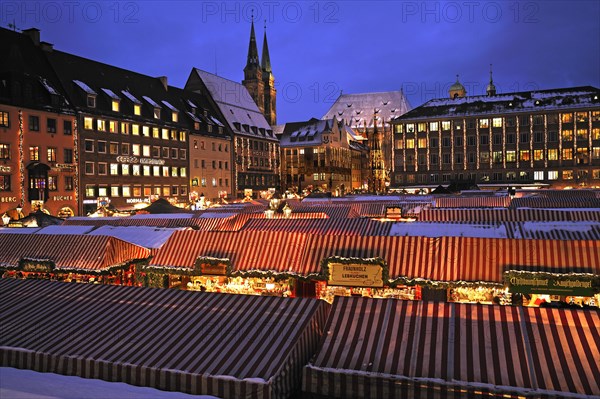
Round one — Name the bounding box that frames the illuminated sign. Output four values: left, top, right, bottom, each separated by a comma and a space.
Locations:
328, 263, 383, 288
0, 196, 17, 203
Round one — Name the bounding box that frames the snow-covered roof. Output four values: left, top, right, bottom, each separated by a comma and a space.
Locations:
186, 111, 201, 123
35, 225, 95, 235
142, 96, 161, 108
161, 100, 179, 112
121, 90, 142, 104
0, 227, 41, 234
129, 213, 195, 219
88, 225, 182, 249
397, 86, 600, 121
388, 222, 509, 238
73, 80, 96, 95
186, 99, 198, 109
193, 69, 273, 136
323, 91, 412, 129
101, 88, 120, 100
39, 77, 58, 95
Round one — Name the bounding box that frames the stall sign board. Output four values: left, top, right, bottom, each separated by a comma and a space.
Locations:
506, 273, 597, 297
199, 263, 228, 276
329, 263, 383, 288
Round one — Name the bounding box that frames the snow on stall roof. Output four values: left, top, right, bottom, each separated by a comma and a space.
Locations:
142, 96, 161, 108
88, 226, 183, 249
0, 367, 218, 399
121, 90, 142, 104
162, 100, 179, 112
129, 213, 194, 219
521, 221, 600, 233
197, 212, 236, 219
389, 222, 508, 238
34, 225, 95, 235
73, 79, 96, 95
0, 227, 41, 234
101, 88, 120, 100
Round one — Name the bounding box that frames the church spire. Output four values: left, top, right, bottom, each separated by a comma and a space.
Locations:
261, 20, 272, 73
486, 64, 497, 96
245, 13, 260, 69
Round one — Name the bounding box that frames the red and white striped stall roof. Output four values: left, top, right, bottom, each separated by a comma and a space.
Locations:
511, 221, 600, 240
150, 230, 312, 275
510, 196, 600, 209
0, 279, 331, 399
240, 218, 391, 236
300, 235, 600, 282
434, 196, 511, 208
303, 297, 600, 398
418, 208, 600, 222
0, 234, 149, 271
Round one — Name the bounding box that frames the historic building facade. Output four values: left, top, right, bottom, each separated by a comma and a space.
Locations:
0, 28, 78, 218
391, 81, 600, 189
322, 91, 411, 192
278, 118, 368, 194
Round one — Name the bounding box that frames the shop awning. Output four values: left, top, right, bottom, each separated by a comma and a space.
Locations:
510, 196, 600, 209
303, 297, 600, 398
434, 196, 511, 208
150, 230, 312, 275
240, 218, 391, 236
0, 278, 331, 399
0, 234, 149, 272
418, 208, 600, 222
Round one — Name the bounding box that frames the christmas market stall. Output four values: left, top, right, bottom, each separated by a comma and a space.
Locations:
145, 230, 313, 296
0, 234, 150, 284
0, 278, 331, 399
302, 296, 600, 399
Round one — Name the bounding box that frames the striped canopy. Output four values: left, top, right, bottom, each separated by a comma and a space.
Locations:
0, 234, 149, 272
434, 196, 511, 208
0, 279, 331, 399
419, 208, 600, 222
303, 297, 600, 398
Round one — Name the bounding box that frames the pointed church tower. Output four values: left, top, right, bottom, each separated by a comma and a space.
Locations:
242, 15, 265, 115
486, 64, 497, 96
261, 22, 277, 125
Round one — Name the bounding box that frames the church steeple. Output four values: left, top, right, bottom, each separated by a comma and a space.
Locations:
486, 64, 497, 96
245, 15, 260, 69
242, 13, 265, 116
261, 21, 272, 73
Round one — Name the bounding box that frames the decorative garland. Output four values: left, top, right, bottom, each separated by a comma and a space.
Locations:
143, 256, 232, 277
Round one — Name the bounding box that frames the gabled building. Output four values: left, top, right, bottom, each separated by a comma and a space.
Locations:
278, 118, 368, 194
186, 69, 280, 198
391, 81, 600, 189
322, 91, 411, 192
0, 27, 78, 218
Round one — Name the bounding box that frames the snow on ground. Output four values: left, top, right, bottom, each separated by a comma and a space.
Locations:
0, 367, 220, 399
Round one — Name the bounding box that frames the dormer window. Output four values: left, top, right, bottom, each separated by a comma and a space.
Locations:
134, 104, 141, 115
172, 112, 178, 122
112, 100, 119, 112
87, 95, 96, 108
194, 122, 200, 130
153, 108, 160, 119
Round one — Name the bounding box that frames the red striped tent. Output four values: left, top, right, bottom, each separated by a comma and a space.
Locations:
149, 230, 312, 275
240, 218, 391, 236
0, 234, 149, 272
418, 208, 600, 222
511, 222, 600, 240
0, 279, 331, 399
303, 297, 600, 398
300, 235, 600, 283
510, 196, 600, 209
434, 196, 511, 208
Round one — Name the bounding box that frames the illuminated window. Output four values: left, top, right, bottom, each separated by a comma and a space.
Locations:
547, 149, 558, 160
212, 178, 217, 187
561, 113, 573, 123
441, 121, 450, 131
179, 131, 186, 142
162, 166, 169, 176
417, 123, 426, 132
134, 104, 141, 116
592, 128, 600, 140
562, 170, 573, 180
171, 167, 178, 177
480, 151, 489, 163
85, 185, 95, 197
172, 112, 178, 122
47, 147, 56, 162
143, 145, 150, 157
153, 166, 160, 176
405, 139, 415, 149
534, 149, 544, 161
121, 122, 129, 134
111, 186, 119, 197
493, 151, 503, 163
418, 138, 427, 148
576, 112, 588, 123
394, 124, 403, 134
0, 111, 9, 127
153, 128, 160, 138
547, 171, 558, 180
562, 148, 573, 160
121, 164, 129, 175
180, 167, 187, 177
592, 111, 600, 122
593, 170, 600, 179
29, 146, 39, 160
406, 123, 415, 133
142, 126, 150, 137
143, 165, 150, 176
492, 118, 502, 128
112, 100, 119, 112
132, 165, 140, 176
110, 164, 118, 175
593, 147, 600, 159
0, 143, 9, 159
519, 150, 530, 161
153, 108, 160, 119
122, 186, 131, 197
479, 119, 489, 128
97, 119, 106, 131
132, 144, 140, 156
109, 121, 117, 133
47, 176, 57, 191
132, 124, 140, 135
576, 129, 588, 140
429, 122, 438, 131
506, 151, 516, 162
561, 130, 573, 141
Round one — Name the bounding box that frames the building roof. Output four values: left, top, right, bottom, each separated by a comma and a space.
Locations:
322, 90, 412, 129
396, 86, 600, 121
278, 117, 363, 148
188, 69, 275, 140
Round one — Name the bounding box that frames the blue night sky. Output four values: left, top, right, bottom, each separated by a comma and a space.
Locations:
2, 1, 599, 123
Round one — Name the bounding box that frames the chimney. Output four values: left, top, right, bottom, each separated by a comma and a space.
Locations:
40, 41, 54, 52
22, 28, 40, 46
158, 76, 168, 91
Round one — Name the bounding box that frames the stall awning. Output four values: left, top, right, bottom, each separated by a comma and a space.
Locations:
434, 196, 511, 208
303, 297, 600, 398
0, 234, 149, 272
419, 208, 600, 222
0, 279, 331, 399
240, 218, 391, 236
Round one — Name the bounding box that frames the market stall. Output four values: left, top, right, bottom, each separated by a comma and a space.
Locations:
0, 278, 331, 399
302, 296, 600, 399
